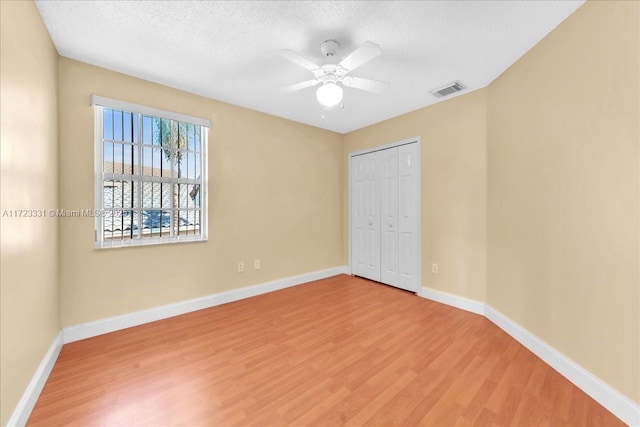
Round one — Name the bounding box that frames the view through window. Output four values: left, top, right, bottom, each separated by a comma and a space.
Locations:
93, 98, 208, 247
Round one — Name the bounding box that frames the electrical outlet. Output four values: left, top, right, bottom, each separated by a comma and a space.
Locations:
238, 262, 244, 273
432, 263, 439, 274
254, 259, 261, 270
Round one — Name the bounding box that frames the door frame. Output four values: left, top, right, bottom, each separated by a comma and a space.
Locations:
347, 136, 422, 293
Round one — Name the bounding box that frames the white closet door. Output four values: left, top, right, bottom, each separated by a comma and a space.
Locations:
351, 152, 381, 282
380, 147, 399, 286
397, 143, 420, 290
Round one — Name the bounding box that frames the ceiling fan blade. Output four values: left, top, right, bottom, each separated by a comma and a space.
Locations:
343, 76, 389, 93
283, 79, 320, 92
338, 41, 383, 72
278, 49, 321, 71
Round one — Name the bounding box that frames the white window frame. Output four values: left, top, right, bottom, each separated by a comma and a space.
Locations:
91, 95, 209, 248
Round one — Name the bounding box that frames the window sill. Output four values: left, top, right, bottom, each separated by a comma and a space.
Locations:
95, 236, 208, 250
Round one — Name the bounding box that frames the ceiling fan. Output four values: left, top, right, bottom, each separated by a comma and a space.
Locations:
279, 40, 389, 108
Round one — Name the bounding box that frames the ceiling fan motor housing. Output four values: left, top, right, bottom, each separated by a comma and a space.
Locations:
314, 64, 348, 81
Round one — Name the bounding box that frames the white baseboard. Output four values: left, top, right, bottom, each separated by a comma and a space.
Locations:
418, 286, 639, 426
484, 306, 640, 427
7, 330, 63, 427
418, 286, 485, 315
63, 266, 348, 343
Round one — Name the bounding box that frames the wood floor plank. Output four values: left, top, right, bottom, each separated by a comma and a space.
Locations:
27, 275, 626, 426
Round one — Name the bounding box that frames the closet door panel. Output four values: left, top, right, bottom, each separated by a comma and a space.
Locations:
351, 152, 381, 282
398, 143, 419, 290
380, 147, 399, 286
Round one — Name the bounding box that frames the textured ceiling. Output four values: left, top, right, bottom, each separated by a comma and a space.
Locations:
35, 1, 584, 134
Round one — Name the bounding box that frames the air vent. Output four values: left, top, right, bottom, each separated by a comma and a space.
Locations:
430, 81, 464, 98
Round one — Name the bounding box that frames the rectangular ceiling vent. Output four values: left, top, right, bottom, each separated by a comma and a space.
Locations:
430, 81, 465, 98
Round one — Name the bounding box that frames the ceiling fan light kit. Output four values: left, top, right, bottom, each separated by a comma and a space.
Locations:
316, 82, 343, 107
280, 39, 389, 109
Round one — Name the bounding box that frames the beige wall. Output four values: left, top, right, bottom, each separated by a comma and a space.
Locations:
0, 1, 60, 425
487, 0, 639, 403
58, 59, 344, 326
343, 90, 488, 302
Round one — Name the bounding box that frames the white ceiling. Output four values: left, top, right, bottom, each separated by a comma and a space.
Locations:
35, 1, 584, 134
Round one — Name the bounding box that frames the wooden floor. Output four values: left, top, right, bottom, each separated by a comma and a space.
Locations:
29, 275, 624, 426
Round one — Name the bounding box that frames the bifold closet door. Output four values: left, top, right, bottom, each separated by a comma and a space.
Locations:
350, 142, 419, 292
351, 151, 382, 282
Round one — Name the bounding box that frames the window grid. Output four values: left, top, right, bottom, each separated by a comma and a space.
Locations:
95, 104, 207, 248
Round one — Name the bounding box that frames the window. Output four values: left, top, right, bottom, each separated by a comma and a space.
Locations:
92, 96, 209, 248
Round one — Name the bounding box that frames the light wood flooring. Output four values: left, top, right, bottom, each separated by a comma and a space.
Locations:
28, 275, 625, 426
